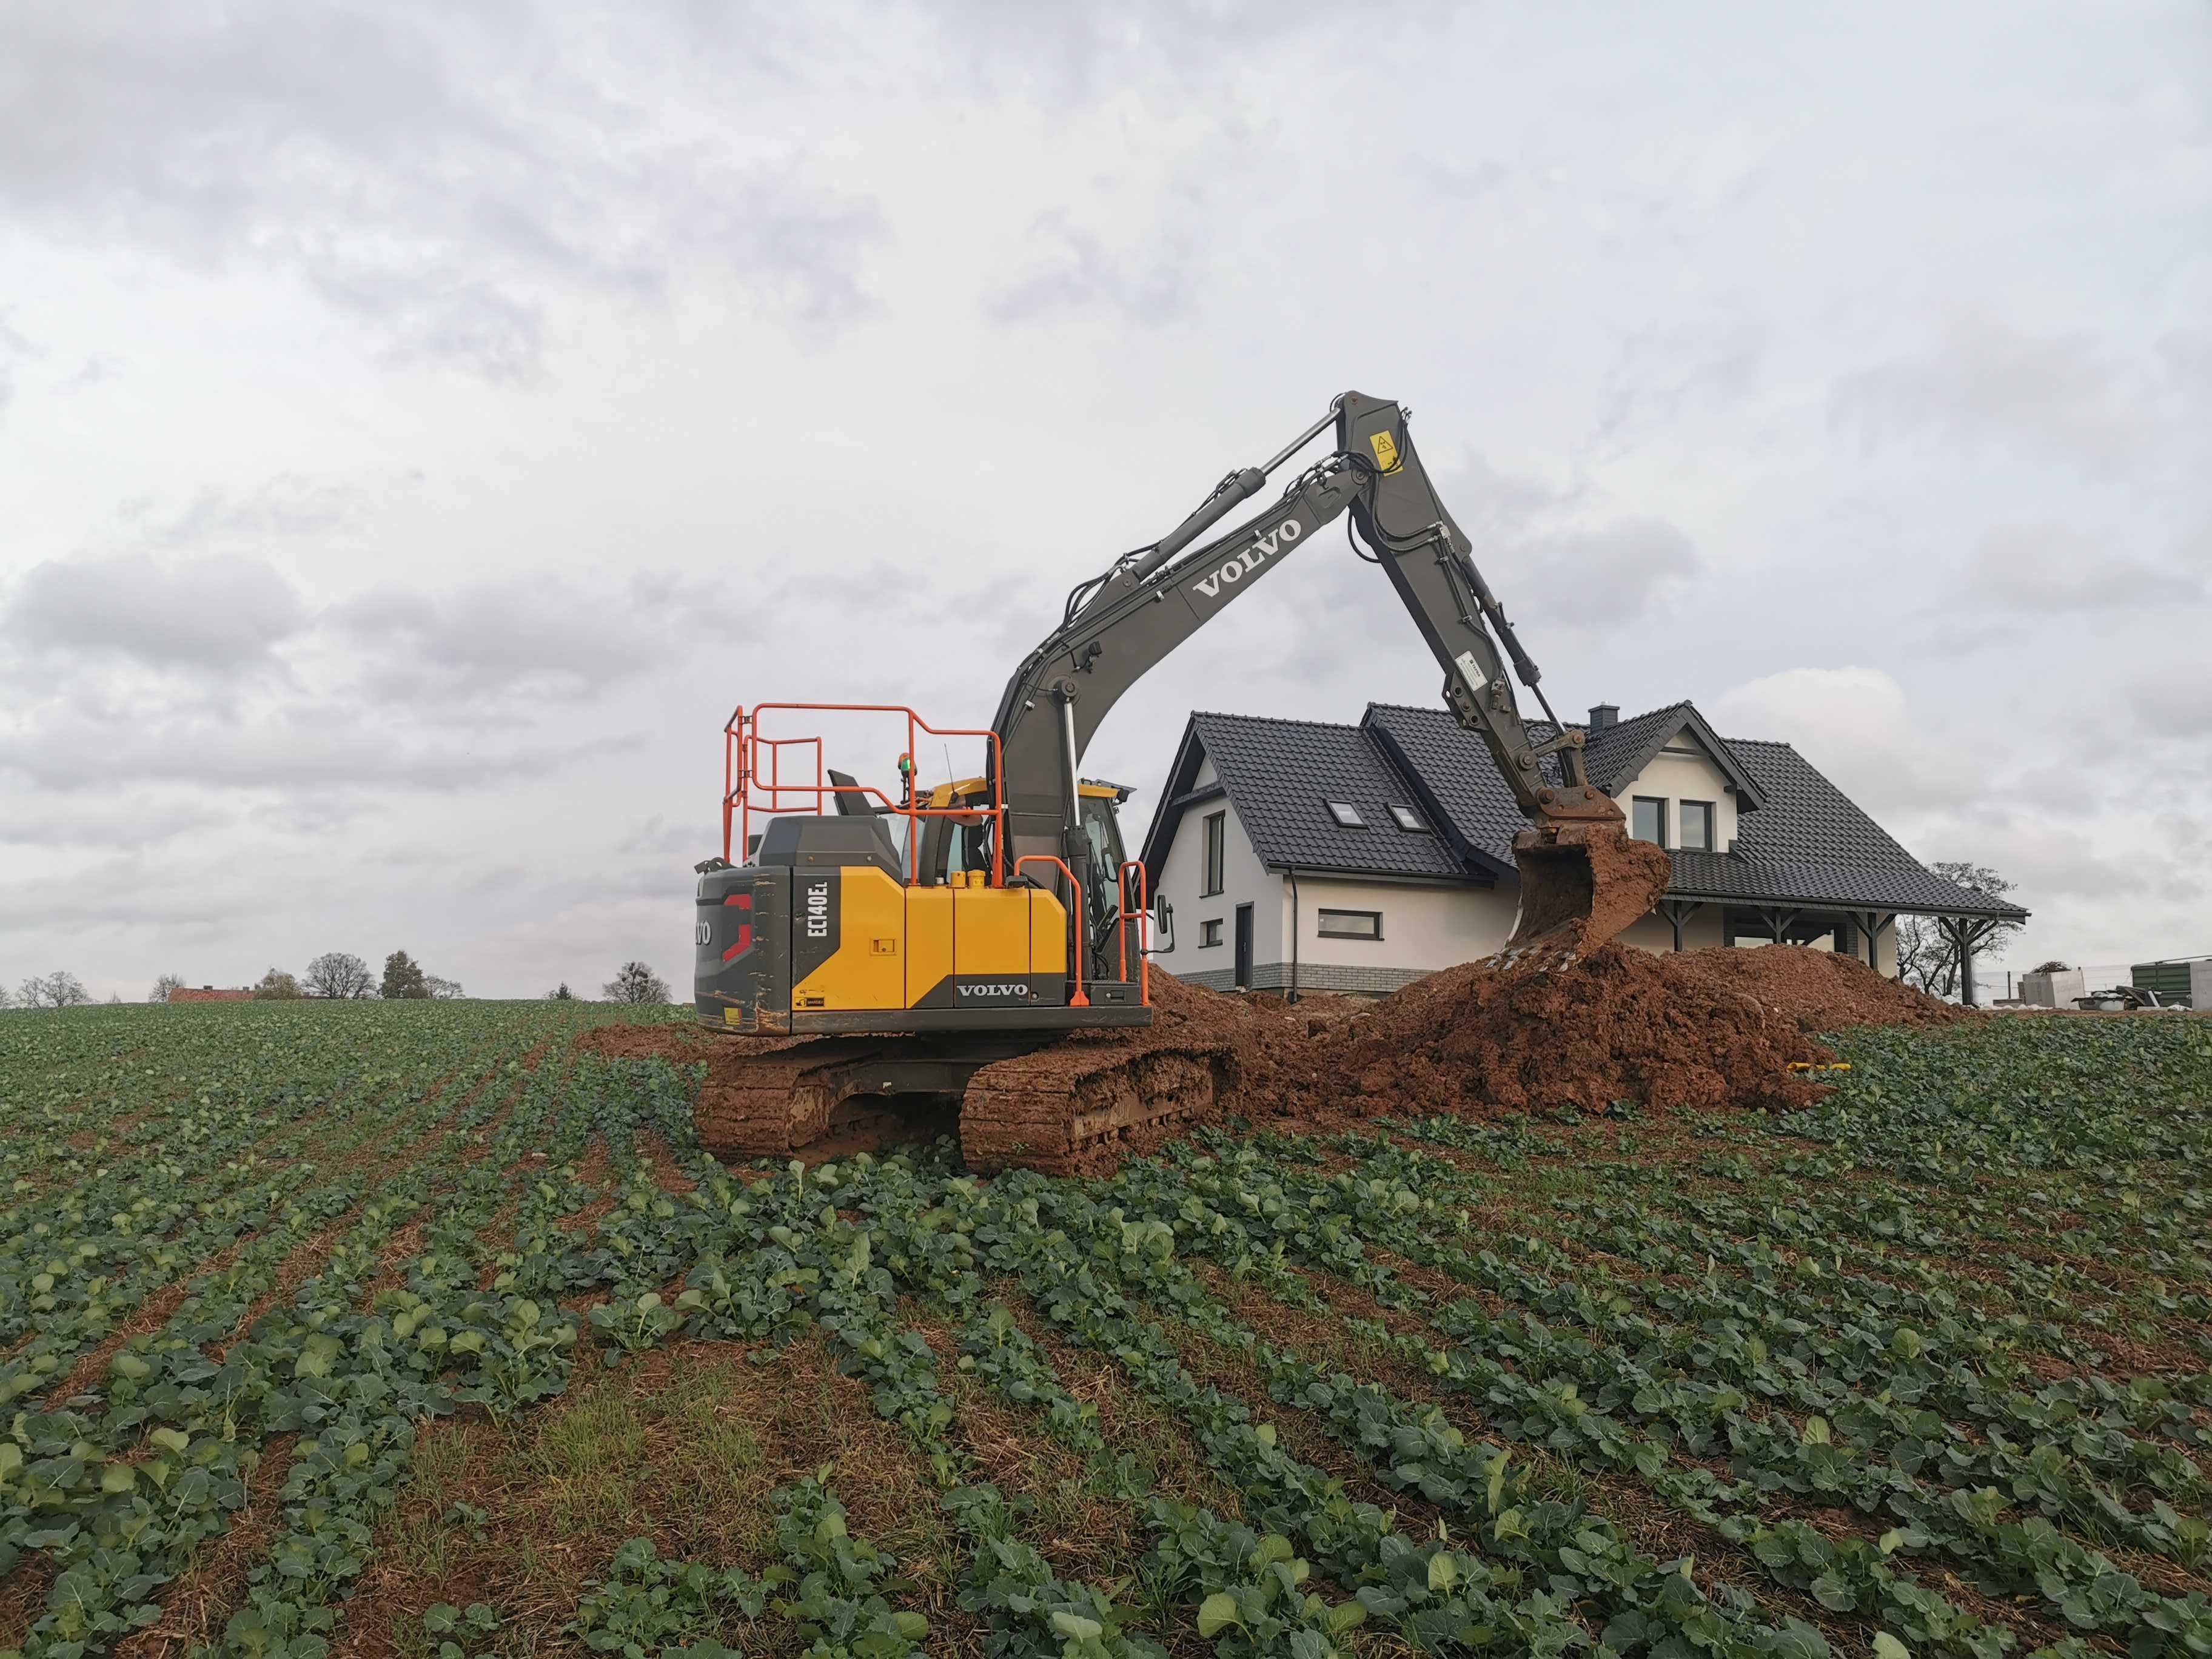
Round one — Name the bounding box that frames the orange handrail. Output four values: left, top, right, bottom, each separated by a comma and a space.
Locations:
724, 703, 1007, 887
1013, 854, 1088, 1009
1114, 860, 1151, 1005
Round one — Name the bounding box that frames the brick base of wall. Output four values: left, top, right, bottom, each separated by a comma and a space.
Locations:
1164, 962, 1432, 997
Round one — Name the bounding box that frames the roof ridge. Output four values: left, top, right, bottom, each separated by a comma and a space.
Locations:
1194, 709, 1362, 734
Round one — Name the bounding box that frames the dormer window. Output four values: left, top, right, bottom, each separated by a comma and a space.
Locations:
1325, 801, 1365, 828
1387, 804, 1427, 833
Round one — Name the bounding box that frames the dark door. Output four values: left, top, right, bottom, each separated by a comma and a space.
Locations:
1233, 903, 1254, 990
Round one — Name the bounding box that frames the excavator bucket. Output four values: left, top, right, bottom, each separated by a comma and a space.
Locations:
1501, 817, 1675, 965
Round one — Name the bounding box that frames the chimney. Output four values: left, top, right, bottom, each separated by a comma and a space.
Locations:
1588, 703, 1618, 731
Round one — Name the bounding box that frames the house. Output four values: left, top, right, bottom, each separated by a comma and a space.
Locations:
169, 985, 255, 1003
1139, 699, 2028, 1000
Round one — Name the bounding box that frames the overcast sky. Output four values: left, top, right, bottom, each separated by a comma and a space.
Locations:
3, 2, 2207, 999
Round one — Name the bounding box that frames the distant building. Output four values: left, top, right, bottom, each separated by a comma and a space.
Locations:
1141, 699, 2028, 999
169, 986, 255, 1003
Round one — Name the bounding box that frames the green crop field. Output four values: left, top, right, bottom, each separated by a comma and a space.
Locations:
1, 1004, 2208, 1659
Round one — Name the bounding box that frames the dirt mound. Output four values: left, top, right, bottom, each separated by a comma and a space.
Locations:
578, 943, 1956, 1172
1308, 944, 1829, 1118
1663, 945, 1965, 1033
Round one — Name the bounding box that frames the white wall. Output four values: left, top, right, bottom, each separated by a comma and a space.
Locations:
1150, 774, 1281, 979
1286, 877, 1520, 972
1613, 739, 1739, 852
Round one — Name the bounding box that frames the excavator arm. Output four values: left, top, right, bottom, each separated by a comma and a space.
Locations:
990, 390, 1648, 966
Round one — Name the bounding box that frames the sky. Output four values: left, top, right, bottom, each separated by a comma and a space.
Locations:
2, 1, 2208, 1000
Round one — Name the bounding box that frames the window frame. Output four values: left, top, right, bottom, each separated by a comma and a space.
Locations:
1630, 796, 1669, 847
1199, 917, 1224, 948
1678, 799, 1716, 853
1386, 803, 1428, 833
1324, 800, 1366, 828
1201, 810, 1226, 897
1316, 908, 1384, 940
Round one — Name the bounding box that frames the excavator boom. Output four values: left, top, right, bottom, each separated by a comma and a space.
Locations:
691, 392, 1670, 1173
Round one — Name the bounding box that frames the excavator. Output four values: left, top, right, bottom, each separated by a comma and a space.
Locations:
691, 391, 1664, 1173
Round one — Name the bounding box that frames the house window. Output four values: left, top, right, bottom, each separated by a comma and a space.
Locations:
1631, 797, 1667, 846
1680, 800, 1715, 852
1200, 918, 1224, 948
1387, 804, 1427, 833
1201, 811, 1225, 896
1325, 801, 1366, 828
1317, 909, 1382, 940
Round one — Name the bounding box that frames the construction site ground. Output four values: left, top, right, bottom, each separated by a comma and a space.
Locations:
4, 964, 2208, 1659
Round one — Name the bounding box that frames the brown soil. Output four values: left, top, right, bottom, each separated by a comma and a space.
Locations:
1308, 945, 1826, 1117
594, 943, 1960, 1175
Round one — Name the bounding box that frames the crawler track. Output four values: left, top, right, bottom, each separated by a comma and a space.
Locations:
689, 1026, 1237, 1176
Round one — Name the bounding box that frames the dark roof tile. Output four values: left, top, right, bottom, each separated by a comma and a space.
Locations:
1145, 702, 2026, 921
1179, 712, 1479, 882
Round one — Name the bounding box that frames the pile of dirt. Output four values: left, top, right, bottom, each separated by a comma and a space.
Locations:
1302, 943, 1832, 1118
1661, 945, 1966, 1033
575, 943, 1960, 1173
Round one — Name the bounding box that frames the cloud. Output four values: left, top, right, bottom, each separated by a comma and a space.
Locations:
328, 569, 722, 708
0, 310, 29, 413
1956, 526, 2207, 615
988, 215, 1187, 324
0, 700, 615, 796
148, 477, 370, 545
1708, 665, 1957, 823
1828, 318, 2147, 472
0, 552, 306, 677
0, 9, 885, 378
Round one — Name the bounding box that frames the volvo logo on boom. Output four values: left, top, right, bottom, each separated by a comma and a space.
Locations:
1191, 520, 1301, 600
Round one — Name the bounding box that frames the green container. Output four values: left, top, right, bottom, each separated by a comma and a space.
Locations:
2130, 959, 2202, 1008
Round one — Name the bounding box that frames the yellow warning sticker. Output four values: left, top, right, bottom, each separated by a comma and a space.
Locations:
1368, 431, 1403, 472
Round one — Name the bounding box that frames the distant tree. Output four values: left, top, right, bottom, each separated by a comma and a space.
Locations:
1897, 862, 2023, 1000
18, 971, 92, 1010
303, 952, 375, 999
380, 950, 430, 1000
2030, 959, 2071, 974
254, 968, 305, 1000
151, 973, 186, 1004
602, 962, 671, 1004
547, 983, 575, 1000
423, 975, 466, 1000
0, 983, 14, 1010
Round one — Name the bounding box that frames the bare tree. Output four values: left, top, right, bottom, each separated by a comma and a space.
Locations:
1896, 862, 2023, 999
255, 968, 306, 1000
423, 974, 466, 1000
603, 962, 672, 1004
303, 952, 375, 999
0, 983, 14, 1010
151, 973, 186, 1004
18, 971, 92, 1010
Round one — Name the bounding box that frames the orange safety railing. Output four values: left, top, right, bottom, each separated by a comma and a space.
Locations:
1114, 860, 1151, 1004
723, 703, 1006, 887
1012, 855, 1088, 1008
